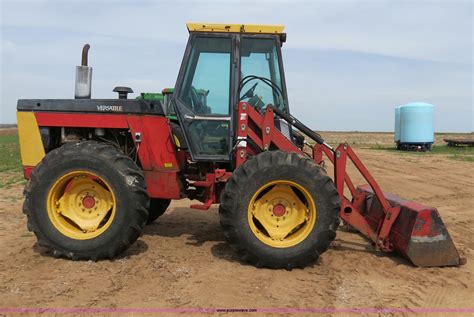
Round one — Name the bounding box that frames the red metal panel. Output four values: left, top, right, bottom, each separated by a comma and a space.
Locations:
35, 112, 129, 128
126, 116, 152, 170
235, 103, 250, 167
139, 116, 180, 171
144, 171, 181, 199
261, 107, 274, 150
334, 144, 348, 198
128, 116, 182, 199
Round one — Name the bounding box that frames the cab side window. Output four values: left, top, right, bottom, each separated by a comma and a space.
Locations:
240, 38, 285, 111
179, 37, 231, 115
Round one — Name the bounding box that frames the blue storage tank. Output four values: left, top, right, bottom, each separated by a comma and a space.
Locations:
394, 106, 401, 142
397, 102, 434, 151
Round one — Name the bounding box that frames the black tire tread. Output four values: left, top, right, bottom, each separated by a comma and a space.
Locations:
23, 141, 149, 261
219, 151, 340, 269
146, 199, 171, 224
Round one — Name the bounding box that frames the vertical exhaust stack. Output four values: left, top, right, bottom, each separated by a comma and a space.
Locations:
75, 44, 92, 99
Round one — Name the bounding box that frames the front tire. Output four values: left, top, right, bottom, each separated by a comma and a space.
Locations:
23, 141, 149, 260
146, 198, 171, 224
219, 151, 340, 269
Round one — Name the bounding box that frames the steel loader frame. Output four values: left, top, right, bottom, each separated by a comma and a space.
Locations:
233, 101, 462, 267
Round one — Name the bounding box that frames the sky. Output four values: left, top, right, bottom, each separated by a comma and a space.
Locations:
1, 0, 472, 132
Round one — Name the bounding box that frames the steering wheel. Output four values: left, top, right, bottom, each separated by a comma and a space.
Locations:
239, 82, 258, 101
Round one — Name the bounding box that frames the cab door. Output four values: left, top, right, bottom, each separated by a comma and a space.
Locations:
172, 34, 237, 161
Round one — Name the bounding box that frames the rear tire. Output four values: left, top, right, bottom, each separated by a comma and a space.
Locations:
219, 151, 340, 269
146, 199, 171, 224
23, 141, 149, 260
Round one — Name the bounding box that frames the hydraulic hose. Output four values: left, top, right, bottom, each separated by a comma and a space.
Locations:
270, 105, 327, 146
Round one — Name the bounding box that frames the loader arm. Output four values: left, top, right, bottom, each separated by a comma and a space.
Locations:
236, 101, 463, 267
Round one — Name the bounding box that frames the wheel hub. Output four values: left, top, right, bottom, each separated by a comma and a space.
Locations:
272, 203, 286, 217
248, 181, 317, 248
47, 171, 116, 240
82, 195, 96, 209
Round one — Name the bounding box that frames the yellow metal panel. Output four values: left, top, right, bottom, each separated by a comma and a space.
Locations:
186, 22, 285, 34
17, 112, 46, 166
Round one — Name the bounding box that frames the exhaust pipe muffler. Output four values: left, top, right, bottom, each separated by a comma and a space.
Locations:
75, 44, 92, 99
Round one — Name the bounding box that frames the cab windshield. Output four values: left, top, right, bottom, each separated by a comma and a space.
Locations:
240, 37, 285, 111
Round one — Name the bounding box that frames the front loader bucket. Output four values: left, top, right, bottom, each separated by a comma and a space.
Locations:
357, 184, 462, 267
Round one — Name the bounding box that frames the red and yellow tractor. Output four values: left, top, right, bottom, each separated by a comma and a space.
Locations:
17, 23, 462, 269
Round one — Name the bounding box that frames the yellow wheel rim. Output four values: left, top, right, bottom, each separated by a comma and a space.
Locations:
47, 171, 116, 240
248, 180, 317, 248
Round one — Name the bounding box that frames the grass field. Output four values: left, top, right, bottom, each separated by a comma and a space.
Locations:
371, 144, 474, 162
0, 134, 25, 188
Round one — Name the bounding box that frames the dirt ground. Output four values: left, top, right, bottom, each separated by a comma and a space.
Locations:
0, 131, 473, 315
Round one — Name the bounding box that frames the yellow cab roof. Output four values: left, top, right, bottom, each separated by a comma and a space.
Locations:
186, 22, 285, 34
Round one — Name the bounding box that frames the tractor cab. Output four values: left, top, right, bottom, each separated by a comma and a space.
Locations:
171, 23, 289, 161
